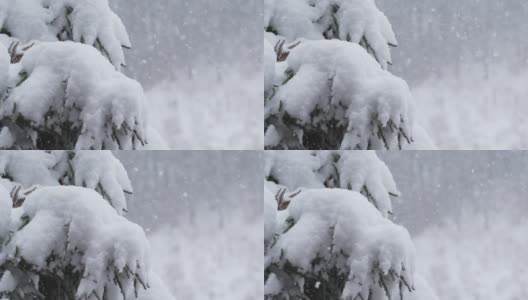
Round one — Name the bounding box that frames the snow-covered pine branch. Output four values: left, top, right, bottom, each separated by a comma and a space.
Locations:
0, 186, 150, 300
0, 0, 152, 150
264, 0, 428, 150
264, 151, 438, 299
0, 42, 147, 150
265, 188, 415, 300
264, 0, 397, 68
0, 151, 131, 214
0, 0, 130, 70
0, 151, 175, 300
265, 151, 399, 216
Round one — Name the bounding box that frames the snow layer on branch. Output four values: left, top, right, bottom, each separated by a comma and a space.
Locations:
265, 151, 399, 216
265, 0, 397, 68
0, 271, 16, 293
0, 0, 52, 42
72, 151, 132, 214
9, 186, 150, 299
265, 151, 325, 190
0, 151, 62, 187
0, 0, 130, 69
268, 188, 415, 300
264, 184, 278, 246
0, 44, 9, 95
0, 151, 132, 214
265, 0, 321, 40
264, 38, 276, 97
279, 39, 414, 149
2, 42, 147, 150
0, 186, 10, 240
337, 151, 399, 216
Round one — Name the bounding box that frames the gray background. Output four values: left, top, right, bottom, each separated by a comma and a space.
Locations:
377, 0, 528, 85
115, 151, 263, 231
379, 151, 528, 235
110, 0, 262, 88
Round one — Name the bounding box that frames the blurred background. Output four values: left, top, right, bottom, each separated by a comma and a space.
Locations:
379, 151, 528, 234
110, 0, 261, 86
379, 151, 528, 299
377, 1, 528, 85
110, 0, 263, 149
377, 0, 528, 149
115, 151, 263, 300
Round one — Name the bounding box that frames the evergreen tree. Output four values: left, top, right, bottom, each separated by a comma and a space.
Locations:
0, 151, 174, 300
264, 151, 438, 300
0, 1, 150, 149
264, 0, 430, 150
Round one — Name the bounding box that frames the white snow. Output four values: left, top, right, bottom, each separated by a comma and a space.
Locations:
264, 184, 278, 246
0, 186, 10, 241
0, 0, 53, 43
265, 151, 325, 189
337, 151, 399, 216
0, 151, 62, 187
264, 151, 429, 299
0, 151, 176, 299
0, 1, 169, 150
265, 151, 399, 216
264, 124, 281, 148
289, 40, 412, 148
0, 271, 16, 293
264, 38, 276, 97
267, 39, 415, 149
267, 188, 415, 300
264, 0, 438, 150
0, 128, 14, 149
1, 42, 147, 150
0, 151, 134, 214
265, 0, 396, 68
0, 44, 9, 95
0, 0, 130, 69
58, 0, 131, 69
265, 0, 322, 40
72, 151, 132, 214
9, 186, 150, 300
263, 273, 282, 296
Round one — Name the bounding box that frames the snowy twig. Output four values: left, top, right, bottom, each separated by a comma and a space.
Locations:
275, 188, 302, 210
